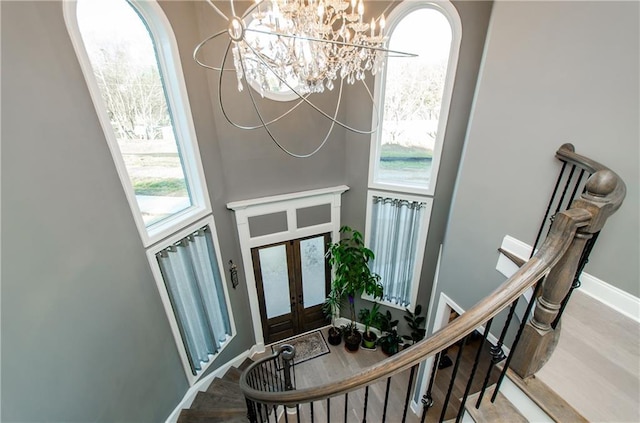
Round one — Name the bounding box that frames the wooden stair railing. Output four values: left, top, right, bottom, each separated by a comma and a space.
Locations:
239, 145, 625, 423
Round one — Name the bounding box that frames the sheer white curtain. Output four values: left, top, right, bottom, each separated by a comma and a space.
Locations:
156, 227, 231, 375
370, 196, 426, 307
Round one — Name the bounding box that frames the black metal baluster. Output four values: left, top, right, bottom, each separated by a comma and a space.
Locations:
382, 377, 392, 423
296, 404, 301, 423
456, 320, 493, 422
327, 398, 331, 423
246, 399, 257, 423
531, 161, 567, 256
553, 164, 576, 218
569, 168, 586, 204
310, 401, 315, 423
420, 352, 441, 423
492, 281, 544, 402
363, 385, 369, 423
402, 366, 417, 423
344, 392, 349, 423
284, 404, 290, 423
439, 337, 466, 422
476, 299, 518, 407
272, 405, 278, 423
553, 231, 599, 329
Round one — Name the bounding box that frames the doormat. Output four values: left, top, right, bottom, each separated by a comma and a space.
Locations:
271, 330, 330, 370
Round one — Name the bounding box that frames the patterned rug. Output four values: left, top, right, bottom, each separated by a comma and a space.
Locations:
271, 330, 330, 369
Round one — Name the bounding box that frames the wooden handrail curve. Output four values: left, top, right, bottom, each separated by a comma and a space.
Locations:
239, 207, 592, 406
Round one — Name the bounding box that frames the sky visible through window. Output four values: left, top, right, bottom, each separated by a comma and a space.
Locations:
77, 0, 192, 226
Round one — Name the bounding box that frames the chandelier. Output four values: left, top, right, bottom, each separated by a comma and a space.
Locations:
194, 0, 414, 157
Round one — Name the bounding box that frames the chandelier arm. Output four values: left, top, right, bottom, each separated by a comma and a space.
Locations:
193, 29, 237, 72
216, 39, 313, 131
245, 27, 417, 58
239, 47, 342, 158
205, 0, 229, 21
242, 41, 378, 135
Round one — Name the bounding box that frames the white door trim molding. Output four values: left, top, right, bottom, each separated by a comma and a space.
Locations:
228, 186, 349, 349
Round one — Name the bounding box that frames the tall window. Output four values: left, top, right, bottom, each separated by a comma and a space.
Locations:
65, 0, 234, 384
366, 1, 460, 311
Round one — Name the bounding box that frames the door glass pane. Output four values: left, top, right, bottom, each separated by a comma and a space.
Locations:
258, 245, 291, 318
300, 237, 327, 308
77, 0, 192, 226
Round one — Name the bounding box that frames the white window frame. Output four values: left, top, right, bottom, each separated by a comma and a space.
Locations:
63, 0, 212, 248
364, 1, 461, 311
368, 0, 462, 197
363, 190, 433, 312
145, 216, 237, 386
64, 1, 233, 385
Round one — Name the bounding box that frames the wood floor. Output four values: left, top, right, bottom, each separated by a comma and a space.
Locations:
253, 327, 500, 423
536, 290, 640, 423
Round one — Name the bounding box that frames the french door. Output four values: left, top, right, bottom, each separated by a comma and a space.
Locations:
251, 233, 331, 344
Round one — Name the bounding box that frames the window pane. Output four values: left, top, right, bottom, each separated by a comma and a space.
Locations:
300, 236, 327, 308
258, 245, 292, 318
77, 0, 191, 226
377, 9, 452, 189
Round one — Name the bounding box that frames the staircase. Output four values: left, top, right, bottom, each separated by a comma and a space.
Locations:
177, 359, 255, 423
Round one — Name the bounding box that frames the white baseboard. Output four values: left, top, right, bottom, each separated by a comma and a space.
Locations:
165, 345, 261, 423
497, 235, 640, 324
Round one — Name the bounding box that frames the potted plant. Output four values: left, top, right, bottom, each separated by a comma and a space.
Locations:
376, 309, 402, 355
378, 328, 404, 356
358, 303, 383, 349
402, 304, 426, 346
323, 289, 343, 346
326, 226, 383, 352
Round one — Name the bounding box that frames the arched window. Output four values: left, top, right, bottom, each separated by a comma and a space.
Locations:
64, 0, 235, 384
365, 1, 461, 311
65, 0, 210, 246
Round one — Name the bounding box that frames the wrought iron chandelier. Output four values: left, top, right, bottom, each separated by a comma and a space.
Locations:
194, 0, 414, 158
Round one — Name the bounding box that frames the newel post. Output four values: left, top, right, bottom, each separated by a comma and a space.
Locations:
511, 170, 625, 378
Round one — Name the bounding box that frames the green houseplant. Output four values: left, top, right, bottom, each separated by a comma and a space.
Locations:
376, 310, 403, 355
358, 303, 383, 349
326, 226, 383, 352
322, 289, 343, 345
402, 304, 426, 346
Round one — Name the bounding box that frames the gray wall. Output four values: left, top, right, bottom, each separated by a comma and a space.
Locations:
0, 1, 255, 421
433, 0, 640, 328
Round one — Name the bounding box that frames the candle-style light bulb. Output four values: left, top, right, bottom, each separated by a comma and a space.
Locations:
351, 0, 356, 13
379, 13, 386, 34
370, 17, 375, 37
358, 0, 364, 16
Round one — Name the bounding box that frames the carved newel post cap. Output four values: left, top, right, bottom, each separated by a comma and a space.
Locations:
585, 170, 617, 197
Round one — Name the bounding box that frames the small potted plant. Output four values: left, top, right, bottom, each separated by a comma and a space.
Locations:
378, 328, 404, 356
358, 303, 382, 349
326, 226, 383, 352
402, 304, 426, 346
323, 290, 343, 346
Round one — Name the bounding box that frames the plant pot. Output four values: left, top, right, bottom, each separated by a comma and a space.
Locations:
327, 327, 342, 346
344, 330, 362, 352
381, 342, 399, 356
361, 332, 377, 349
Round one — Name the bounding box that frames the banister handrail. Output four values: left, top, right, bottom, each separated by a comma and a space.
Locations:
556, 143, 626, 217
239, 207, 592, 406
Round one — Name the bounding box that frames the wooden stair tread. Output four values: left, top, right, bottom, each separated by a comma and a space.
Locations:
237, 358, 254, 371
177, 408, 247, 423
190, 390, 247, 411
222, 367, 243, 384
466, 388, 527, 423
206, 377, 243, 398
506, 368, 588, 423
